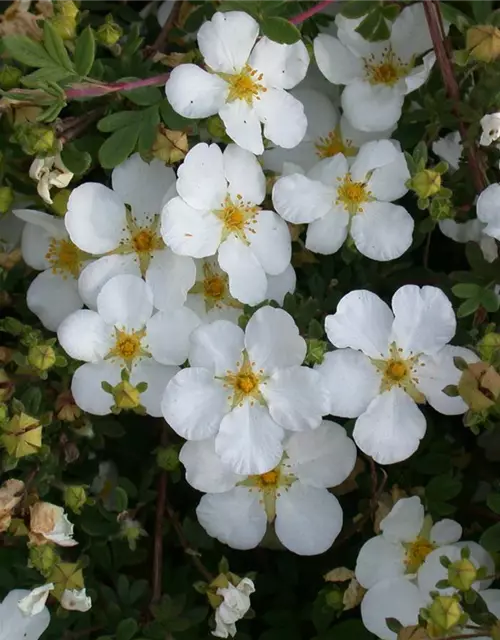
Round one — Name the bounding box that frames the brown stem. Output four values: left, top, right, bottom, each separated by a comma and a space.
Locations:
290, 0, 337, 25
152, 426, 168, 604
65, 73, 170, 100
423, 0, 487, 193
423, 227, 433, 269
57, 107, 106, 144
150, 0, 183, 54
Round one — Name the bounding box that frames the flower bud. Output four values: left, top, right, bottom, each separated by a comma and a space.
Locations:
97, 18, 122, 46
156, 446, 180, 472
2, 413, 42, 458
305, 339, 327, 365
479, 332, 500, 362
428, 595, 462, 632
55, 391, 81, 422
29, 543, 58, 577
119, 517, 147, 551
448, 558, 477, 591
50, 15, 77, 40
152, 126, 189, 164
63, 485, 87, 514
51, 189, 71, 217
112, 380, 141, 410
410, 169, 442, 198
325, 589, 344, 610
0, 187, 14, 215
32, 128, 57, 155
57, 0, 79, 19
458, 361, 500, 411
28, 345, 57, 371
0, 65, 23, 90
466, 25, 500, 62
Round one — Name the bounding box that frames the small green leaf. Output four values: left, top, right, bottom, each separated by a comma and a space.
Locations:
340, 0, 377, 19
43, 22, 74, 72
74, 26, 95, 77
480, 289, 500, 313
21, 66, 75, 86
138, 107, 160, 155
99, 124, 139, 168
116, 618, 138, 640
159, 99, 192, 130
480, 522, 500, 553
260, 17, 301, 45
98, 111, 139, 133
452, 283, 482, 299
487, 492, 500, 515
439, 3, 471, 32
61, 142, 92, 175
380, 3, 400, 20
457, 297, 480, 318
355, 9, 391, 42
122, 85, 163, 106
3, 35, 54, 68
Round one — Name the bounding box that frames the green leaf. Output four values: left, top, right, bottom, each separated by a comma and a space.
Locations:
122, 85, 163, 106
472, 0, 493, 23
260, 17, 301, 45
21, 66, 76, 86
159, 99, 192, 130
452, 283, 482, 299
98, 111, 139, 133
2, 35, 54, 68
61, 142, 92, 175
439, 3, 471, 32
37, 100, 66, 123
116, 618, 138, 640
480, 289, 500, 313
487, 492, 500, 515
380, 3, 400, 21
355, 8, 391, 41
426, 472, 462, 503
74, 27, 95, 77
107, 487, 128, 512
480, 522, 500, 553
99, 123, 140, 169
43, 22, 74, 72
138, 107, 160, 155
340, 0, 377, 19
457, 297, 480, 318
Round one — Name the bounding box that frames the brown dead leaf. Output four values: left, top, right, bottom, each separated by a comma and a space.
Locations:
398, 625, 429, 640
324, 567, 354, 582
343, 578, 365, 610
331, 456, 365, 496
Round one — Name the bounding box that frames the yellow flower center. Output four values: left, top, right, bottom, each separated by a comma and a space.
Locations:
45, 238, 84, 278
371, 343, 426, 403
404, 536, 436, 573
220, 352, 266, 409
249, 469, 280, 491
204, 275, 225, 301
132, 229, 156, 253
386, 360, 408, 381
224, 64, 267, 105
315, 128, 357, 160
116, 210, 165, 276
364, 47, 409, 87
105, 327, 149, 368
215, 195, 259, 242
336, 173, 372, 214
260, 470, 278, 485
236, 373, 258, 394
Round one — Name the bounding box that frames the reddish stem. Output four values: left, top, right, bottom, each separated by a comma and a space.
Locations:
290, 0, 336, 25
65, 73, 170, 100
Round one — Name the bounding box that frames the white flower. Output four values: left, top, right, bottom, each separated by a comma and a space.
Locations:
165, 11, 309, 154
65, 153, 195, 311
314, 3, 439, 131
432, 131, 462, 171
0, 207, 25, 253
162, 143, 292, 305
182, 420, 355, 555
187, 258, 295, 324
263, 88, 395, 174
29, 501, 77, 547
439, 218, 498, 263
57, 274, 196, 417
480, 112, 500, 146
29, 154, 73, 205
18, 584, 54, 616
316, 285, 478, 464
476, 183, 500, 242
162, 305, 329, 474
213, 578, 255, 638
355, 496, 462, 589
272, 139, 413, 259
60, 588, 92, 612
13, 209, 89, 331
0, 589, 50, 640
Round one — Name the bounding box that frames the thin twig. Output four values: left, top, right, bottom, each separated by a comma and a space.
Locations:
65, 73, 170, 100
423, 227, 433, 269
57, 107, 106, 144
152, 425, 168, 604
290, 0, 337, 25
150, 0, 182, 54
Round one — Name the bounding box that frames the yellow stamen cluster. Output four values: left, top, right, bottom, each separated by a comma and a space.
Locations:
219, 352, 266, 409
364, 47, 409, 87
116, 210, 165, 276
215, 194, 260, 243
336, 173, 372, 214
404, 536, 436, 573
45, 238, 84, 278
371, 343, 426, 403
314, 128, 357, 160
224, 64, 267, 105
106, 327, 149, 368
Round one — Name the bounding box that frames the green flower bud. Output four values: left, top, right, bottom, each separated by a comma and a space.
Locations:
97, 19, 122, 46
28, 345, 57, 372
14, 124, 56, 156
479, 332, 500, 363
32, 128, 57, 156
325, 589, 344, 610
410, 169, 442, 199
0, 187, 14, 215
63, 485, 87, 514
466, 25, 500, 62
305, 338, 327, 366
428, 595, 462, 632
57, 0, 79, 19
157, 446, 180, 472
29, 543, 59, 577
0, 65, 22, 91
112, 380, 141, 410
50, 15, 77, 40
448, 558, 477, 591
2, 413, 42, 458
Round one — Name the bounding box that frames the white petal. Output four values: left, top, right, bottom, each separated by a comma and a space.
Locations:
15, 208, 62, 236
341, 80, 404, 132
340, 113, 396, 149
245, 305, 306, 373
3, 589, 50, 640
285, 420, 356, 488
58, 309, 113, 362
351, 139, 402, 181
146, 307, 201, 365
430, 519, 462, 545
60, 588, 92, 613
66, 183, 126, 253
482, 589, 500, 618
165, 65, 227, 119
313, 34, 363, 84
336, 15, 384, 57
417, 345, 478, 415
71, 362, 120, 415
380, 496, 424, 543
275, 484, 343, 555
294, 88, 339, 141
480, 235, 498, 262
390, 285, 456, 357
162, 368, 228, 439
97, 274, 153, 331
130, 360, 178, 418
78, 254, 140, 310
391, 3, 433, 60
266, 264, 296, 305
18, 584, 53, 616
249, 38, 309, 89
325, 289, 393, 358
19, 219, 54, 270
405, 52, 436, 94
263, 366, 328, 431
219, 99, 263, 155
262, 142, 317, 175
454, 541, 495, 590
366, 151, 410, 201
216, 403, 284, 475
253, 88, 307, 149
176, 143, 226, 211
418, 544, 480, 596
157, 0, 174, 26
27, 271, 83, 331
223, 144, 265, 205
351, 201, 414, 261
198, 11, 259, 74
315, 349, 380, 417
272, 173, 334, 223
477, 183, 500, 240
179, 438, 242, 493
439, 218, 484, 244
354, 388, 426, 464
432, 131, 462, 171
188, 320, 244, 374
146, 249, 196, 311
0, 211, 24, 252
361, 578, 424, 640
355, 536, 406, 589
161, 197, 223, 258
196, 487, 266, 550
246, 210, 291, 275
305, 211, 349, 254
218, 236, 268, 305
111, 153, 176, 217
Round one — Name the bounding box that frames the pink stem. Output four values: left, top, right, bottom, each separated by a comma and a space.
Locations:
290, 0, 336, 25
65, 72, 170, 100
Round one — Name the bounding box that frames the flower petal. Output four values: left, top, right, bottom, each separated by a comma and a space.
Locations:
353, 387, 426, 464
97, 274, 153, 331
77, 254, 140, 310
188, 320, 244, 374
4, 589, 50, 640
294, 88, 339, 141
196, 487, 266, 550
165, 64, 227, 119
315, 349, 380, 418
71, 362, 120, 415
216, 403, 284, 475
130, 360, 178, 417
176, 143, 226, 211
246, 210, 291, 275
272, 173, 334, 223
219, 99, 263, 155
366, 150, 410, 201
404, 52, 435, 94
380, 496, 424, 543
391, 3, 433, 60
477, 183, 500, 240
27, 271, 83, 331
66, 183, 126, 254
266, 264, 296, 305
325, 289, 393, 358
223, 143, 265, 205
439, 218, 484, 244
313, 34, 363, 84
305, 211, 350, 254
308, 152, 349, 185
263, 366, 328, 431
430, 519, 462, 545
390, 285, 456, 357
162, 368, 228, 439
180, 438, 243, 493
245, 305, 306, 373
355, 536, 406, 589
58, 309, 114, 362
341, 80, 405, 132
351, 139, 402, 181
146, 308, 201, 365
253, 88, 307, 150
249, 38, 309, 89
218, 236, 268, 305
198, 11, 259, 74
285, 420, 357, 488
18, 212, 60, 270
275, 484, 343, 555
146, 249, 196, 311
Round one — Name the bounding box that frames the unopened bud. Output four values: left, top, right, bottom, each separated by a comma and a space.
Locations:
55, 391, 81, 422
466, 25, 500, 62
428, 595, 462, 632
152, 126, 188, 164
33, 128, 56, 155
305, 338, 327, 365
57, 0, 79, 19
119, 518, 146, 551
97, 18, 122, 46
113, 380, 141, 410
63, 485, 87, 514
479, 332, 500, 362
156, 446, 179, 471
51, 189, 71, 217
28, 345, 56, 371
0, 65, 22, 91
458, 361, 500, 411
0, 187, 14, 215
410, 169, 442, 198
29, 543, 58, 577
50, 15, 77, 40
448, 558, 477, 591
2, 413, 42, 458
325, 589, 344, 610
